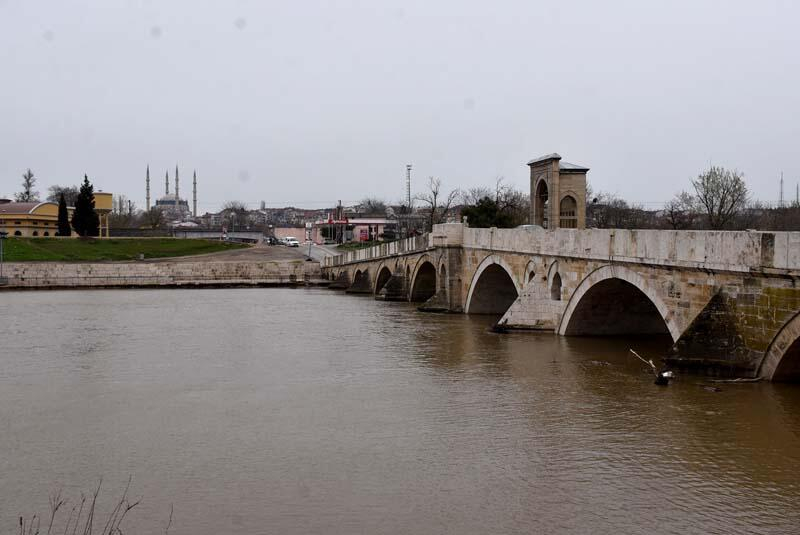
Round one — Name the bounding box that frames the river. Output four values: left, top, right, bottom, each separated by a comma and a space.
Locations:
1, 288, 799, 534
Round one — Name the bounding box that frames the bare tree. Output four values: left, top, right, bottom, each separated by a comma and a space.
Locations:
692, 166, 748, 230
493, 177, 528, 227
415, 176, 459, 231
221, 200, 248, 214
221, 201, 249, 230
662, 191, 698, 229
358, 197, 387, 215
461, 186, 494, 207
142, 207, 166, 229
461, 177, 528, 227
15, 169, 39, 202
588, 191, 653, 229
46, 185, 79, 206
109, 195, 138, 227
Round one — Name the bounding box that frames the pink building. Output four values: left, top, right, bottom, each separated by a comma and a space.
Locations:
310, 217, 396, 244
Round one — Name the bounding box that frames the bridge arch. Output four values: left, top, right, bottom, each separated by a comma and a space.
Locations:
558, 264, 679, 341
546, 261, 561, 300
410, 256, 437, 302
465, 255, 521, 315
352, 268, 369, 289
374, 264, 393, 294
524, 260, 537, 287
758, 312, 800, 381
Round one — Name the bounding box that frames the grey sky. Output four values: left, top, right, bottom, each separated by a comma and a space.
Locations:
1, 0, 799, 212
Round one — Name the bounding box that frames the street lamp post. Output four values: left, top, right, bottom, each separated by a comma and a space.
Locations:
0, 230, 8, 285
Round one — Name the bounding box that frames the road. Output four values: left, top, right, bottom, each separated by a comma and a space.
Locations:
153, 241, 341, 263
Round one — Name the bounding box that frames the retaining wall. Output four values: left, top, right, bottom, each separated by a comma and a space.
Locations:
0, 260, 323, 289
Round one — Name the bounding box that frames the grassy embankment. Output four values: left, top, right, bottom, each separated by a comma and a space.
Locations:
2, 238, 248, 262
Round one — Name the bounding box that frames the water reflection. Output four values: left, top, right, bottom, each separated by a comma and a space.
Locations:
1, 288, 799, 535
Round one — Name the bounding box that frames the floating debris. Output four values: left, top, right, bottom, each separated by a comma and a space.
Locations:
709, 377, 762, 384
629, 349, 673, 386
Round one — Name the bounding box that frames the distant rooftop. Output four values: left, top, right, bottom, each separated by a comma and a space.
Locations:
0, 201, 56, 214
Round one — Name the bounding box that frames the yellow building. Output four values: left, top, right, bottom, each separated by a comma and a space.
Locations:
0, 192, 113, 237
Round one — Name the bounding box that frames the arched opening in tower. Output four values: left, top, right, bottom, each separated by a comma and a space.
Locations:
534, 179, 549, 228
468, 264, 519, 315
563, 278, 669, 336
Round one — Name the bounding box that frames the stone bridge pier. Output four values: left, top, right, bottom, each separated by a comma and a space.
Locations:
322, 224, 800, 381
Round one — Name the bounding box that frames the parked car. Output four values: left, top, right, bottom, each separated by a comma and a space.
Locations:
264, 236, 280, 245
285, 237, 300, 247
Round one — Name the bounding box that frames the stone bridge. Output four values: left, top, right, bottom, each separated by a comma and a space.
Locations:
321, 223, 800, 381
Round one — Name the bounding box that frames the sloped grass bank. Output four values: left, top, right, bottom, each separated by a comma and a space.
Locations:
2, 237, 248, 262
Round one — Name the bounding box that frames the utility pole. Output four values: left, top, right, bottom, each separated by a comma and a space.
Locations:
779, 171, 784, 208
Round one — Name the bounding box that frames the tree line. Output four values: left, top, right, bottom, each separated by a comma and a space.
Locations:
383, 165, 799, 232
11, 169, 102, 237
589, 166, 800, 231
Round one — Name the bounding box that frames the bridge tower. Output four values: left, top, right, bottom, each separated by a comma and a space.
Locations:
528, 153, 588, 229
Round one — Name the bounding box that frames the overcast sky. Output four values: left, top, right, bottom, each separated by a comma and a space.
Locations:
1, 0, 799, 212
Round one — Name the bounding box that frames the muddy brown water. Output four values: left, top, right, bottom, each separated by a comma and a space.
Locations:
1, 288, 799, 534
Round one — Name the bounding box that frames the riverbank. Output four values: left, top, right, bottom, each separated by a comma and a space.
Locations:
1, 237, 248, 262
0, 259, 325, 289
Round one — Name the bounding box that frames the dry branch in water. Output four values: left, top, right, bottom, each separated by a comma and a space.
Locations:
16, 478, 158, 535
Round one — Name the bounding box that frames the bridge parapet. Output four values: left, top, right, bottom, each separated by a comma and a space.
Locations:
325, 224, 800, 274
462, 226, 800, 274
323, 234, 429, 267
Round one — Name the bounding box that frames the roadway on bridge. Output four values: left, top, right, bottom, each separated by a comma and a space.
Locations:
152, 242, 313, 262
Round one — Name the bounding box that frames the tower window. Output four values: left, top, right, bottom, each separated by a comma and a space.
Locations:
559, 195, 578, 229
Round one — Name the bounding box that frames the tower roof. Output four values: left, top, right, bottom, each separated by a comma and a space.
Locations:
527, 153, 588, 172
558, 161, 590, 172
527, 153, 561, 165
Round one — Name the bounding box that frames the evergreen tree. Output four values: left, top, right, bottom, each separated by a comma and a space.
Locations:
71, 175, 99, 237
57, 193, 71, 236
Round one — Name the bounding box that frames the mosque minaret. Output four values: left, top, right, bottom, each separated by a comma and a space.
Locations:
149, 165, 194, 220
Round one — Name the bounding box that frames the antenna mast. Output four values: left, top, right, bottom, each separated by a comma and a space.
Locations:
779, 171, 784, 208
145, 165, 150, 210
193, 171, 197, 217
406, 164, 412, 208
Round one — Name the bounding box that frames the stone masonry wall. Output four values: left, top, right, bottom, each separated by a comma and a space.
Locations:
2, 260, 321, 288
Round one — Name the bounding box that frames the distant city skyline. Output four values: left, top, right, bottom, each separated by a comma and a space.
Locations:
2, 1, 799, 212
